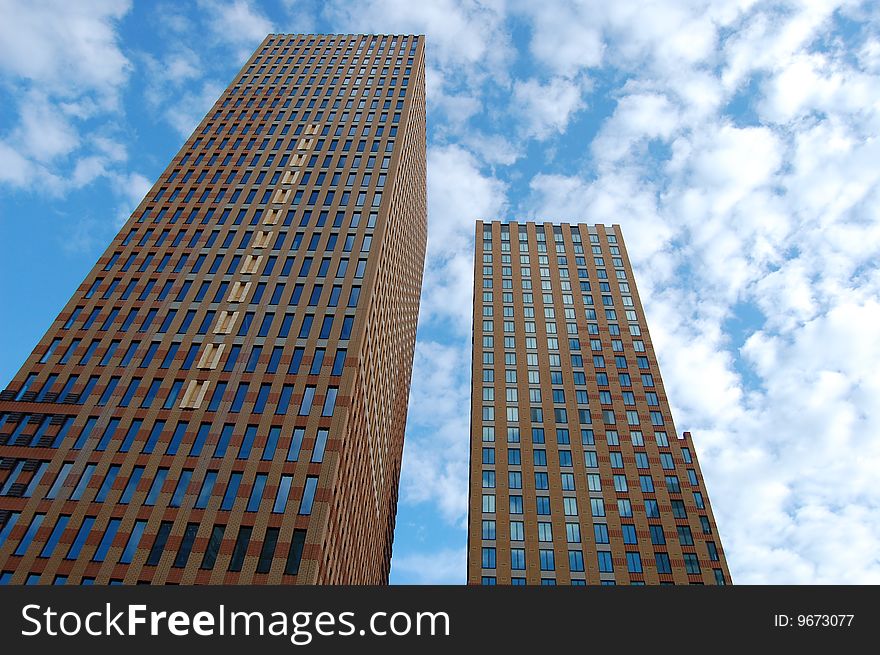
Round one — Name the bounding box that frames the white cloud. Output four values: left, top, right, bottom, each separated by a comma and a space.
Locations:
401, 341, 471, 526
391, 547, 466, 584
12, 91, 80, 162
0, 141, 40, 187
325, 0, 511, 73
421, 145, 506, 332
325, 0, 512, 144
0, 0, 132, 106
516, 0, 880, 586
200, 0, 274, 56
512, 76, 590, 139
591, 91, 680, 164
0, 0, 133, 191
519, 0, 604, 75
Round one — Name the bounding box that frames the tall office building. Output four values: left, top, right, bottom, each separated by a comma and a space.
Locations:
468, 220, 730, 585
0, 34, 426, 585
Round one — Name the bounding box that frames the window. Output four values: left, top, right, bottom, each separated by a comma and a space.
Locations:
119, 520, 147, 564
285, 530, 307, 576
120, 467, 144, 504
257, 527, 280, 574
38, 515, 70, 559
195, 471, 217, 509
145, 468, 168, 505
228, 526, 252, 572
70, 464, 96, 500
247, 474, 268, 511
299, 476, 318, 514
511, 549, 526, 570
655, 552, 672, 574
170, 469, 192, 507
92, 519, 121, 562
231, 382, 248, 412
299, 386, 316, 415
481, 547, 496, 569
66, 517, 95, 560
95, 465, 120, 501
684, 552, 701, 575
322, 387, 338, 416
201, 525, 226, 570
626, 551, 643, 574
220, 472, 242, 511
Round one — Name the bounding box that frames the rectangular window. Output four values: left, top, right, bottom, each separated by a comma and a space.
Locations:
228, 526, 253, 572
257, 527, 280, 574
119, 520, 147, 564
92, 518, 121, 562
38, 515, 70, 559
173, 523, 200, 568
170, 469, 193, 507
246, 474, 268, 512
144, 468, 168, 505
65, 517, 95, 560
119, 467, 144, 504
284, 530, 307, 576
200, 525, 225, 570
221, 472, 242, 511
299, 476, 318, 515
146, 521, 173, 566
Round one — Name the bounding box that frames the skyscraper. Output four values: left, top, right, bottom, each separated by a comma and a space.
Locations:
468, 220, 730, 585
0, 33, 426, 585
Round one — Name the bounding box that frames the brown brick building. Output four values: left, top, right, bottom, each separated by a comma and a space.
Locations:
0, 33, 427, 585
468, 221, 730, 585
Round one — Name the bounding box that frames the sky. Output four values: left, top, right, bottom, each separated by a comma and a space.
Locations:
1, 0, 879, 584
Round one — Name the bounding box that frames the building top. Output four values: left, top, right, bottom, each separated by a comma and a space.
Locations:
265, 33, 425, 38
478, 219, 623, 234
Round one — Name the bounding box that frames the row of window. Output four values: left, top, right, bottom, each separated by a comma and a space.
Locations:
481, 467, 700, 493
479, 453, 699, 492
105, 233, 371, 276
169, 143, 393, 188
206, 98, 407, 140
246, 59, 412, 77
0, 517, 308, 578
481, 387, 660, 407
481, 547, 710, 575
481, 447, 686, 473
154, 170, 389, 214
479, 520, 716, 549
51, 303, 354, 345
6, 379, 339, 450
480, 406, 665, 428
239, 71, 410, 90
1, 453, 321, 512
482, 366, 653, 388
482, 426, 680, 447
76, 279, 361, 327
480, 494, 712, 532
38, 336, 344, 379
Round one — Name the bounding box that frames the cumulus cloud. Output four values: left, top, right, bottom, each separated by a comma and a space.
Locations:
0, 0, 135, 194
391, 547, 467, 584
3, 0, 879, 586
199, 0, 274, 57
521, 0, 880, 585
512, 76, 590, 139
0, 0, 132, 107
401, 341, 471, 526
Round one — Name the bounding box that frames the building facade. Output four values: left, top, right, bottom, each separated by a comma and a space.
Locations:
468, 220, 730, 585
0, 33, 427, 585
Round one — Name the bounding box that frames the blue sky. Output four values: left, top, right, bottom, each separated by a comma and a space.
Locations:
2, 0, 880, 584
